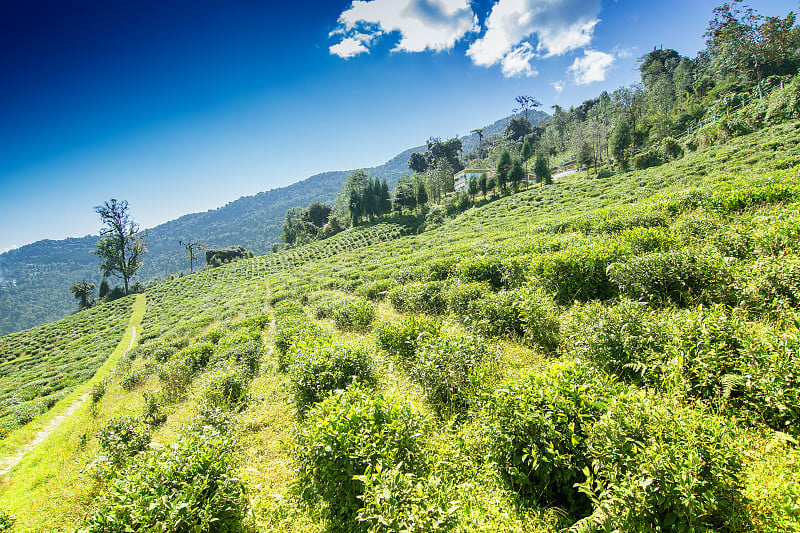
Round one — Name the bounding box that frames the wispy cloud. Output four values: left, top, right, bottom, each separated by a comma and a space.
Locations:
568, 49, 615, 84
501, 42, 538, 77
552, 80, 564, 96
329, 0, 478, 58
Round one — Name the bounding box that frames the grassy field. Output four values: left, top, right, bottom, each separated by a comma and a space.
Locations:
0, 117, 799, 531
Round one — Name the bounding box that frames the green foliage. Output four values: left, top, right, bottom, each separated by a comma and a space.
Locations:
201, 364, 249, 411
332, 296, 376, 333
291, 387, 429, 528
288, 341, 376, 413
388, 281, 447, 315
356, 466, 460, 533
0, 508, 15, 532
95, 415, 151, 468
84, 429, 247, 532
140, 390, 167, 427
374, 316, 441, 365
607, 249, 729, 306
452, 255, 525, 290
478, 362, 622, 515
90, 378, 109, 404
579, 392, 743, 532
410, 333, 498, 418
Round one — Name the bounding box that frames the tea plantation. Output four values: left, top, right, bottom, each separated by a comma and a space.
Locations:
1, 117, 800, 531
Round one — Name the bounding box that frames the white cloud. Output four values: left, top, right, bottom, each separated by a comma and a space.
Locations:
568, 49, 615, 84
330, 37, 370, 58
501, 43, 538, 77
552, 80, 564, 96
330, 0, 478, 57
467, 0, 601, 75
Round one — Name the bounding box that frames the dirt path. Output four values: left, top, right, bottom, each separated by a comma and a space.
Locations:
0, 324, 138, 476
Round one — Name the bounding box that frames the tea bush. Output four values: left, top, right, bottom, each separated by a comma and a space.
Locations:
201, 364, 249, 411
90, 378, 109, 404
741, 255, 800, 318
0, 508, 14, 532
444, 281, 491, 316
355, 279, 394, 302
452, 255, 525, 290
565, 299, 670, 385
96, 415, 151, 467
140, 390, 167, 427
387, 281, 447, 315
478, 362, 622, 515
580, 391, 743, 532
411, 334, 498, 418
356, 466, 459, 533
288, 341, 376, 413
607, 249, 728, 307
291, 387, 429, 528
332, 296, 376, 333
84, 428, 247, 532
374, 316, 440, 365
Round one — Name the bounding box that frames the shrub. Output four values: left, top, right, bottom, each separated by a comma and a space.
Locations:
356, 466, 459, 533
478, 362, 622, 515
621, 227, 676, 254
633, 150, 663, 170
291, 388, 429, 528
531, 241, 627, 304
411, 334, 498, 418
374, 316, 440, 365
565, 299, 670, 385
202, 364, 249, 411
607, 249, 728, 307
288, 341, 375, 413
0, 508, 15, 532
387, 281, 447, 315
141, 390, 167, 427
452, 256, 525, 290
332, 297, 376, 333
90, 378, 109, 404
120, 365, 152, 392
214, 338, 263, 378
579, 391, 743, 532
355, 279, 394, 302
445, 281, 490, 316
174, 342, 215, 371
660, 136, 684, 160
84, 429, 247, 532
740, 255, 800, 318
96, 415, 151, 467
513, 285, 561, 351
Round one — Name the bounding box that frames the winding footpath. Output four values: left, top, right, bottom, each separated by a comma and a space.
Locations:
0, 295, 144, 477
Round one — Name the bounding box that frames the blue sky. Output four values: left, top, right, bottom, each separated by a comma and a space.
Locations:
0, 0, 796, 252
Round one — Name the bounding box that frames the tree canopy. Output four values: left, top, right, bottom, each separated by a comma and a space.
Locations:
93, 199, 146, 294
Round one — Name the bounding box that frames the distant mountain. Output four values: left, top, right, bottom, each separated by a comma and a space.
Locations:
0, 111, 545, 335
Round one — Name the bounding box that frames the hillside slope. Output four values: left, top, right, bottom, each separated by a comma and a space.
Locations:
0, 113, 540, 336
1, 118, 798, 531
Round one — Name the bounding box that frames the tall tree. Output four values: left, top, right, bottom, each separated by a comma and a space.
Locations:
380, 180, 392, 216
93, 199, 146, 294
533, 153, 552, 185
514, 95, 541, 121
706, 3, 797, 99
509, 158, 525, 192
479, 172, 488, 198
468, 175, 479, 201
178, 239, 207, 273
408, 152, 428, 173
416, 181, 428, 208
611, 117, 633, 168
69, 280, 95, 311
504, 117, 533, 141
496, 150, 511, 193
303, 202, 332, 228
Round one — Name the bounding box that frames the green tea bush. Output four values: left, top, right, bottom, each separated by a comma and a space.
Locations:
740, 255, 800, 318
478, 362, 622, 515
621, 226, 676, 254
661, 136, 684, 160
452, 255, 525, 290
90, 378, 109, 404
670, 305, 748, 401
96, 415, 151, 467
158, 358, 195, 398
174, 341, 215, 371
374, 316, 440, 365
140, 390, 167, 428
84, 428, 247, 533
0, 508, 14, 532
288, 341, 376, 413
310, 292, 342, 319
291, 387, 429, 528
201, 364, 249, 411
355, 279, 394, 301
565, 299, 669, 385
444, 281, 491, 316
356, 466, 459, 533
607, 249, 728, 307
387, 281, 447, 315
411, 334, 498, 418
332, 297, 376, 333
120, 365, 152, 392
579, 391, 743, 532
531, 241, 627, 304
